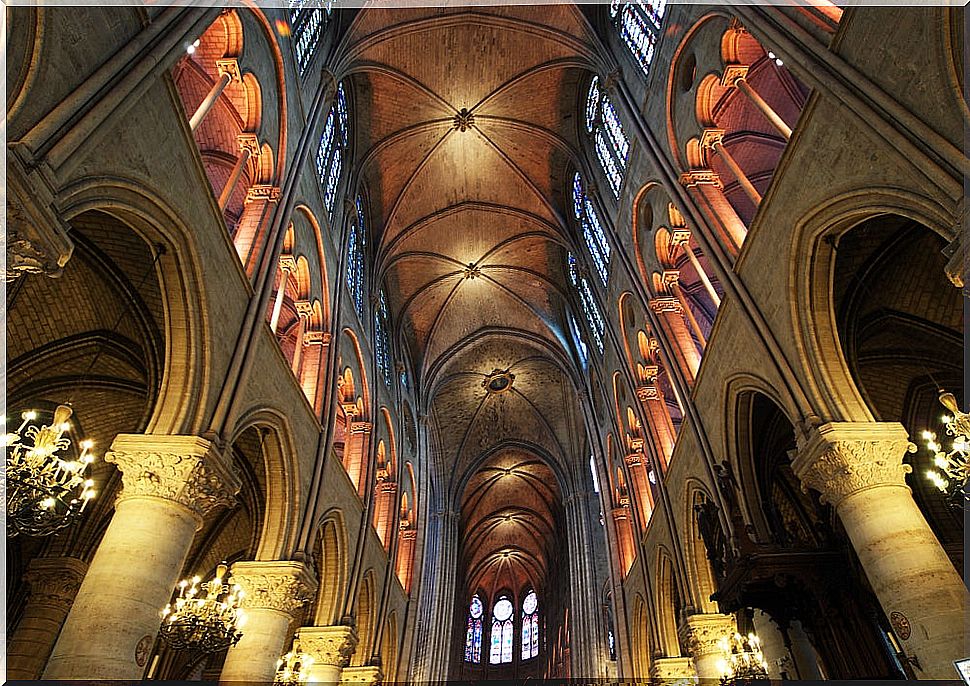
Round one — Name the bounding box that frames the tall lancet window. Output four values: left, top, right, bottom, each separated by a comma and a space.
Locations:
610, 0, 667, 77
346, 194, 368, 321
572, 172, 611, 286
464, 594, 484, 663
521, 590, 539, 660
585, 77, 629, 199
568, 253, 605, 354
316, 82, 349, 220
288, 0, 332, 76
374, 290, 392, 388
489, 595, 515, 664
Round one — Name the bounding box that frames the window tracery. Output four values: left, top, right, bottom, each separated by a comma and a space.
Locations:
489, 595, 514, 664
521, 590, 539, 660
464, 594, 484, 663
610, 0, 666, 77
585, 79, 629, 199
316, 82, 349, 220
346, 194, 368, 322
288, 1, 332, 76
375, 291, 392, 388
573, 173, 611, 286
568, 253, 605, 354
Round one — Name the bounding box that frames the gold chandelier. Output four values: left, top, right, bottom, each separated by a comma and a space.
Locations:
159, 563, 245, 653
717, 632, 769, 685
4, 405, 97, 537
921, 391, 969, 505
275, 637, 315, 685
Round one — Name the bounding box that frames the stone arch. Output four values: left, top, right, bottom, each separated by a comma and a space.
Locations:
684, 480, 719, 613
654, 548, 681, 657
311, 510, 349, 626
352, 569, 377, 666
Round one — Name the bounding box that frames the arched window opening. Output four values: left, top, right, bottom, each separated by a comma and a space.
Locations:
568, 253, 605, 354
464, 594, 484, 663
288, 1, 332, 76
316, 82, 349, 220
489, 595, 515, 665
568, 310, 589, 366
611, 1, 667, 77
585, 78, 629, 199
573, 173, 611, 285
521, 590, 539, 660
347, 194, 368, 322
374, 291, 392, 388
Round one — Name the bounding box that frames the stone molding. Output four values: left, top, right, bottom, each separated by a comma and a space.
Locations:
237, 132, 261, 156
683, 613, 735, 658
24, 557, 88, 611
298, 625, 359, 668
229, 560, 317, 617
105, 434, 241, 522
679, 169, 723, 189
350, 421, 373, 434
245, 184, 282, 204
721, 64, 750, 87
793, 422, 915, 508
649, 296, 683, 314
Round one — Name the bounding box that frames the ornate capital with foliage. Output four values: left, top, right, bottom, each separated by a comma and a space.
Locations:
682, 613, 736, 658
297, 625, 359, 667
25, 557, 88, 611
230, 560, 317, 617
793, 422, 915, 509
341, 665, 383, 684
105, 434, 241, 523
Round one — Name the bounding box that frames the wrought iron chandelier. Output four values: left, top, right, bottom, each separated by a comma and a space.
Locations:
921, 390, 969, 505
717, 632, 769, 685
4, 405, 97, 537
159, 563, 245, 653
275, 637, 314, 685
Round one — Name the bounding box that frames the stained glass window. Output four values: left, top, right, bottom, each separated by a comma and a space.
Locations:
568, 252, 605, 354
346, 195, 367, 323
490, 596, 514, 665
316, 83, 349, 221
375, 291, 392, 388
614, 1, 666, 77
289, 1, 332, 77
572, 173, 611, 286
585, 78, 629, 199
464, 595, 484, 663
521, 590, 539, 660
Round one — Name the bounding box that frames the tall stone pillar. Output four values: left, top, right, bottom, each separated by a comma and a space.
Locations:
219, 561, 318, 684
649, 656, 697, 686
7, 557, 88, 679
683, 613, 736, 681
43, 435, 240, 680
794, 422, 968, 680
298, 625, 358, 685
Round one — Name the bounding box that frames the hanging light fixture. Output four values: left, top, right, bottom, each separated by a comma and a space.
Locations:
275, 636, 315, 685
159, 563, 245, 653
4, 404, 97, 537
717, 632, 769, 685
921, 390, 969, 505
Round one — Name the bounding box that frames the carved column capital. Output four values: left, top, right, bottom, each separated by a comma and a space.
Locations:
669, 228, 692, 247
341, 665, 383, 684
720, 64, 749, 87
350, 421, 373, 435
245, 185, 281, 204
682, 613, 735, 658
793, 422, 915, 509
237, 132, 261, 156
278, 254, 298, 274
297, 625, 359, 668
215, 58, 242, 82
24, 557, 88, 612
229, 560, 317, 618
105, 434, 241, 524
700, 128, 726, 151
295, 299, 314, 319
649, 296, 682, 314
649, 656, 697, 685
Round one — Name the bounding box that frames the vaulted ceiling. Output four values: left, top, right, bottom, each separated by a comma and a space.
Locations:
340, 6, 599, 594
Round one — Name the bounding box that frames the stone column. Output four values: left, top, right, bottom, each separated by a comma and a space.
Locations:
678, 170, 747, 254
7, 557, 88, 679
44, 434, 240, 679
669, 228, 721, 307
649, 297, 701, 382
683, 613, 736, 682
270, 255, 297, 333
189, 58, 240, 131
298, 625, 358, 685
219, 561, 318, 684
649, 656, 697, 686
722, 65, 792, 140
793, 422, 968, 680
702, 128, 762, 207
219, 133, 261, 211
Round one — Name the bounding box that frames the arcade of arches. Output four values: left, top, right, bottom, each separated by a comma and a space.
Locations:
5, 2, 968, 683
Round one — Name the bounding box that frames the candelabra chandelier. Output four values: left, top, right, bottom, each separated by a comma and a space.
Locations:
717, 632, 769, 685
921, 391, 969, 505
275, 637, 314, 685
160, 563, 245, 653
4, 405, 97, 537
